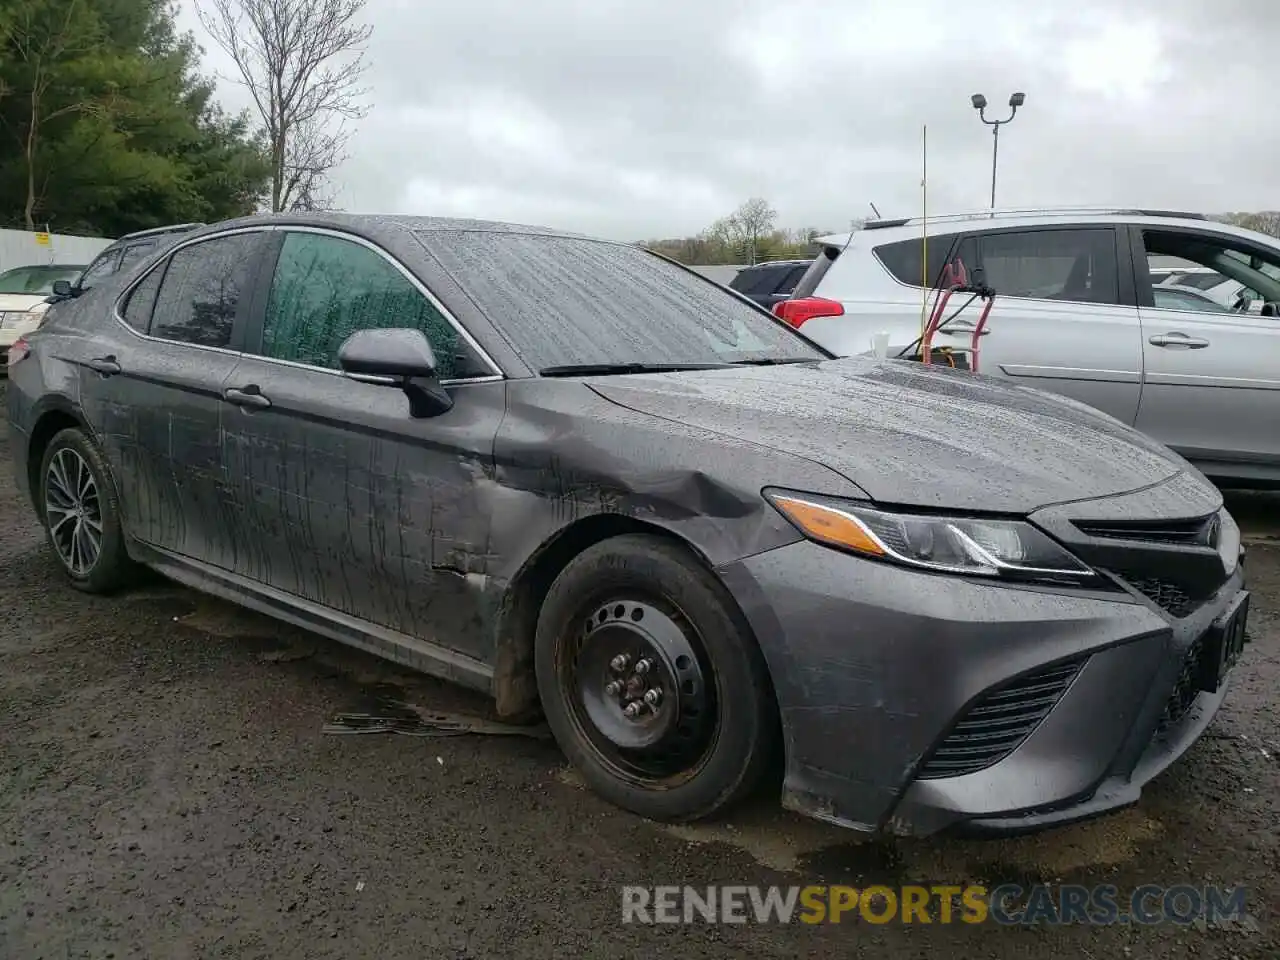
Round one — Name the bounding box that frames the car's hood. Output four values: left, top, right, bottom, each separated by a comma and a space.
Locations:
587, 358, 1194, 514
0, 293, 48, 312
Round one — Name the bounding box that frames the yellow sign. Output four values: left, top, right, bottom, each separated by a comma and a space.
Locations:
34, 232, 50, 246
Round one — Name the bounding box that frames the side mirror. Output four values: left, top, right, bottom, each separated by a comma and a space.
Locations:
51, 279, 72, 297
337, 328, 452, 417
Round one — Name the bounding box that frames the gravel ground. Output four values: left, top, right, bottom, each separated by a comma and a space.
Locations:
0, 410, 1276, 959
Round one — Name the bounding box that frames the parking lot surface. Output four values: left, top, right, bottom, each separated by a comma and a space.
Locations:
1, 416, 1276, 959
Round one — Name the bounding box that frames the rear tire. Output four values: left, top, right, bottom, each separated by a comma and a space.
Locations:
534, 534, 778, 822
37, 427, 137, 594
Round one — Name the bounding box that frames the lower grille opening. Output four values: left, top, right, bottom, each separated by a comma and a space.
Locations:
1118, 574, 1200, 618
1105, 568, 1213, 619
917, 657, 1088, 780
1155, 634, 1207, 738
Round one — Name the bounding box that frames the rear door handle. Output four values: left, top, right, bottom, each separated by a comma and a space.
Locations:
224, 385, 271, 409
85, 355, 121, 375
1149, 333, 1210, 349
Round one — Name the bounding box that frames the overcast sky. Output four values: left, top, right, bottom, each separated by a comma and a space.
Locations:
175, 0, 1278, 241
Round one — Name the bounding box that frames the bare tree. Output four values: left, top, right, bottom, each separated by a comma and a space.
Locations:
0, 0, 110, 229
197, 0, 371, 212
731, 197, 777, 265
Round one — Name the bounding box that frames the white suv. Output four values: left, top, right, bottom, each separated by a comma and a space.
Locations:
776, 207, 1280, 486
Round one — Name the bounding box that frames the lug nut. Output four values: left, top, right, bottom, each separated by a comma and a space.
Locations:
643, 688, 662, 706
634, 658, 653, 675
610, 654, 630, 672
605, 680, 623, 696
623, 702, 645, 717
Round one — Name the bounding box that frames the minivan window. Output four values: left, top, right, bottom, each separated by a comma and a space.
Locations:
416, 232, 828, 370
258, 232, 485, 379
150, 233, 261, 348
976, 228, 1119, 304
874, 234, 962, 289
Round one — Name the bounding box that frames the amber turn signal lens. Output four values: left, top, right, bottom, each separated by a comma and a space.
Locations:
771, 495, 886, 557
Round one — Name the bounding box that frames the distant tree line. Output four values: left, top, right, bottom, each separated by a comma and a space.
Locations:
644, 198, 847, 266
1214, 211, 1280, 238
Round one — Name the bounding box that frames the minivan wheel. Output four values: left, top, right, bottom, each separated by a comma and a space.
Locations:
38, 428, 136, 593
534, 534, 778, 822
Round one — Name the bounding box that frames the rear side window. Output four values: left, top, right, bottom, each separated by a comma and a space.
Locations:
778, 264, 809, 295
121, 266, 164, 332
119, 241, 157, 272
258, 232, 484, 379
728, 268, 763, 293
976, 228, 1119, 304
79, 249, 121, 289
873, 234, 962, 288
150, 233, 262, 348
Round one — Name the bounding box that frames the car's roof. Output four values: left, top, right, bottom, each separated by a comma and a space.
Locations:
113, 222, 205, 243
184, 212, 616, 246
813, 207, 1272, 247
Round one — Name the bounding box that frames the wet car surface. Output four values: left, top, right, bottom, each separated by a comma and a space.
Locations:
3, 212, 1259, 840
0, 411, 1275, 957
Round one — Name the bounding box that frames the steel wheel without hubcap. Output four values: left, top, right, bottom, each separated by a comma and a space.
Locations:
44, 447, 103, 577
561, 596, 720, 788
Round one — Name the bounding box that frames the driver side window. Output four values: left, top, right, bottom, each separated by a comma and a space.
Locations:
259, 232, 487, 380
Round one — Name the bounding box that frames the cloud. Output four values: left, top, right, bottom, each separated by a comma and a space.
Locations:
176, 0, 1280, 240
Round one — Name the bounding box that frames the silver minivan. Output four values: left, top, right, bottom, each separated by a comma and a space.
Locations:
780, 207, 1280, 487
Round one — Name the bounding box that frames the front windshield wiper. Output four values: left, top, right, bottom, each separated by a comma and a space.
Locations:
728, 358, 819, 366
539, 362, 732, 377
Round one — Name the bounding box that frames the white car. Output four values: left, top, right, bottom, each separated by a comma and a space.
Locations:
0, 263, 86, 368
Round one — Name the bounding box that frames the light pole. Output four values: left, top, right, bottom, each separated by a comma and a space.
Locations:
971, 91, 1025, 210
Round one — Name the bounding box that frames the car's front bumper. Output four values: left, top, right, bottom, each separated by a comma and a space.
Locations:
718, 538, 1245, 838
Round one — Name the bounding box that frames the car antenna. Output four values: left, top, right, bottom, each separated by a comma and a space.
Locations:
918, 124, 929, 343
869, 202, 882, 218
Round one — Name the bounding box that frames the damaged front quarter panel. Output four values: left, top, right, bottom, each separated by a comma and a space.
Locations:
485, 376, 868, 720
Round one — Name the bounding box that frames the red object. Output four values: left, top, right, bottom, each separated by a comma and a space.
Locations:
7, 337, 30, 366
773, 296, 844, 329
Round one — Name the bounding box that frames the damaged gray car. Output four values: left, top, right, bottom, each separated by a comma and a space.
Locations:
6, 214, 1250, 837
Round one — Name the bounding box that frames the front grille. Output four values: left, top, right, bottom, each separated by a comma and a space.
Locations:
1072, 514, 1218, 546
1156, 633, 1207, 738
917, 657, 1087, 779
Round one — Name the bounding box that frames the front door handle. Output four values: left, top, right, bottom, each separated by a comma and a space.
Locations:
1149, 333, 1210, 349
85, 355, 121, 375
224, 385, 271, 409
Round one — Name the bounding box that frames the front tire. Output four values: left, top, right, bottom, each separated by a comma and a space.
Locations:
534, 534, 778, 822
38, 427, 136, 593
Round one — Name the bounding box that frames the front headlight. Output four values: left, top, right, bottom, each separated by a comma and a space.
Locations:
1, 304, 47, 331
765, 489, 1100, 585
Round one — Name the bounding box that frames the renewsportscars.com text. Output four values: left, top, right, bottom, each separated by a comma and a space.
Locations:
620, 884, 1249, 926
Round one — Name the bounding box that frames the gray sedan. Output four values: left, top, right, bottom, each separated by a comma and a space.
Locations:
5, 213, 1250, 837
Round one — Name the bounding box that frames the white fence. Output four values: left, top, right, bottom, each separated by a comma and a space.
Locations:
0, 228, 113, 272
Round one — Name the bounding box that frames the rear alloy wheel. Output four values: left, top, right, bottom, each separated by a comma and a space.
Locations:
38, 428, 136, 593
535, 534, 778, 822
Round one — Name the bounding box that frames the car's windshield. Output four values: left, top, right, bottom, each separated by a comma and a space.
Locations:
0, 264, 85, 295
417, 232, 829, 371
